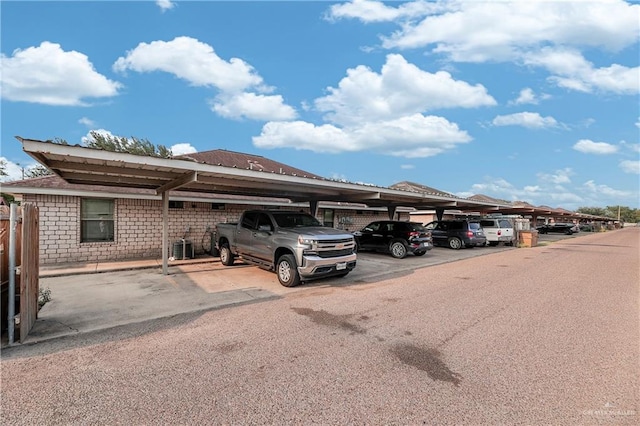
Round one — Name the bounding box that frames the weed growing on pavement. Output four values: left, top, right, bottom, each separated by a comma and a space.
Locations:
38, 287, 52, 309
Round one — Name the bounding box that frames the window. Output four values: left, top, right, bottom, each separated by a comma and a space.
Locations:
323, 210, 334, 227
81, 199, 114, 242
256, 213, 274, 232
241, 211, 258, 229
169, 201, 184, 209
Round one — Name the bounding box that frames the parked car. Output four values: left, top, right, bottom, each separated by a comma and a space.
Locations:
536, 223, 579, 235
479, 218, 515, 246
424, 220, 487, 249
353, 220, 433, 258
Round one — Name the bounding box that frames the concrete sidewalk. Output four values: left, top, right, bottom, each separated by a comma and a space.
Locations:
11, 256, 284, 347
38, 255, 215, 278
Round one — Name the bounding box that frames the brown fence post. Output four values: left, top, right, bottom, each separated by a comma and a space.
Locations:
19, 203, 39, 342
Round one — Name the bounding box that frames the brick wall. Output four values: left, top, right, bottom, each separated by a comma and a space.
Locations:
23, 194, 395, 265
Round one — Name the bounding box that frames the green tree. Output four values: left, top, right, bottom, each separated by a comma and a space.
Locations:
577, 206, 607, 217
578, 205, 640, 223
84, 131, 172, 158
0, 158, 7, 178
24, 165, 53, 178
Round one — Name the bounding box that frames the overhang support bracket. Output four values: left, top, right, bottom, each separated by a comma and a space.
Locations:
155, 171, 198, 195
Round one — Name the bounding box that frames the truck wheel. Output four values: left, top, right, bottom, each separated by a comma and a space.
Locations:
389, 240, 408, 259
219, 244, 235, 266
277, 254, 301, 287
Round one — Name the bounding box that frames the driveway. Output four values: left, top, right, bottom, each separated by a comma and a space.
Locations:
23, 244, 515, 344
2, 228, 638, 425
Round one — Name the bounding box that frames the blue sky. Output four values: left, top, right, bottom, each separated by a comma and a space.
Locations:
1, 0, 639, 210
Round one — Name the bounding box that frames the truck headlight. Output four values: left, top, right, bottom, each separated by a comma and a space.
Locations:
298, 236, 317, 247
298, 236, 318, 254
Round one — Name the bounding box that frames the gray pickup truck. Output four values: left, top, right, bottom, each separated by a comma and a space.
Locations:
215, 210, 357, 287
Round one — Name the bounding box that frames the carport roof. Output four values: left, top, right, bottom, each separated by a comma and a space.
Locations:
17, 137, 510, 211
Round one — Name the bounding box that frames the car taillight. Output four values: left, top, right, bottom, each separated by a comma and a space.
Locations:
409, 231, 420, 238
497, 230, 501, 236
466, 231, 473, 237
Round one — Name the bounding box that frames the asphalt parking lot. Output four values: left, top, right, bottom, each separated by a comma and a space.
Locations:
19, 231, 586, 345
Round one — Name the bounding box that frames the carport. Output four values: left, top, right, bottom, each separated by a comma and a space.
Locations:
18, 137, 512, 274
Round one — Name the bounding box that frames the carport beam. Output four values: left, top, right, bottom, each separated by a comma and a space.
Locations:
387, 206, 397, 220
309, 200, 319, 218
162, 191, 169, 275
436, 207, 445, 221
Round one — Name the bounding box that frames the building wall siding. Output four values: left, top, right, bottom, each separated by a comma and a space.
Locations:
23, 194, 391, 265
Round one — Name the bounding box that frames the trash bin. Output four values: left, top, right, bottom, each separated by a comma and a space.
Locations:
172, 240, 193, 259
518, 230, 538, 248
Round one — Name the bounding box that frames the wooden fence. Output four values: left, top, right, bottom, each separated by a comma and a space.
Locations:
1, 203, 40, 343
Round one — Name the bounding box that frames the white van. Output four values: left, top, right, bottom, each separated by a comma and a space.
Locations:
479, 218, 515, 246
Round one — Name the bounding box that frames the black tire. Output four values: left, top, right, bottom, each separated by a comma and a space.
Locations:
219, 244, 234, 266
389, 240, 408, 259
413, 250, 427, 257
448, 237, 462, 250
565, 230, 573, 235
336, 272, 350, 278
276, 254, 301, 287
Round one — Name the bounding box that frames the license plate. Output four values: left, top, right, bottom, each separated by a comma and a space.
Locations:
336, 262, 347, 270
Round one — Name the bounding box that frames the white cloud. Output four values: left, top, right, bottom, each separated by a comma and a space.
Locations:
156, 0, 175, 12
1, 42, 122, 106
253, 53, 489, 158
315, 54, 496, 126
210, 92, 297, 121
400, 164, 415, 170
375, 1, 639, 57
78, 117, 96, 127
583, 180, 634, 198
509, 88, 550, 106
113, 36, 264, 93
171, 143, 197, 156
492, 112, 559, 129
464, 171, 638, 210
332, 1, 640, 95
573, 139, 619, 155
327, 0, 445, 23
523, 47, 640, 95
619, 160, 640, 174
253, 114, 471, 157
636, 117, 640, 128
538, 168, 574, 185
113, 36, 296, 121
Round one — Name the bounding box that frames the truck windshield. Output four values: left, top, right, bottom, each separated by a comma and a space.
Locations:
272, 212, 322, 228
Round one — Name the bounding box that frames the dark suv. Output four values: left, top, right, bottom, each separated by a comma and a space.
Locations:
353, 220, 433, 258
424, 220, 487, 249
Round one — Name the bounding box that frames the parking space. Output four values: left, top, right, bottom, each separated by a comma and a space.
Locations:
536, 230, 591, 244
26, 235, 578, 344
168, 243, 516, 294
